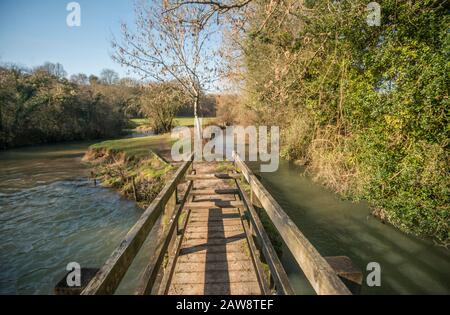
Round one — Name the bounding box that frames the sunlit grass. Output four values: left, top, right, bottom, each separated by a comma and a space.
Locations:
174, 117, 216, 127
128, 117, 216, 129
90, 134, 171, 159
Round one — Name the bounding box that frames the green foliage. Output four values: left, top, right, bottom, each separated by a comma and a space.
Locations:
0, 67, 132, 149
242, 0, 449, 245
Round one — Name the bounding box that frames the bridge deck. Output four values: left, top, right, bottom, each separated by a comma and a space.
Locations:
167, 162, 262, 295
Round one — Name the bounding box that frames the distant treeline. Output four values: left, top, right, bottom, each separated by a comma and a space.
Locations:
0, 63, 217, 149
0, 63, 142, 149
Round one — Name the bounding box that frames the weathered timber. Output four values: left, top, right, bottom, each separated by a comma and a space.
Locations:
81, 154, 194, 295
233, 151, 351, 295
325, 256, 363, 294
134, 179, 194, 295
189, 189, 239, 195
184, 201, 244, 209
236, 179, 295, 295
185, 173, 241, 180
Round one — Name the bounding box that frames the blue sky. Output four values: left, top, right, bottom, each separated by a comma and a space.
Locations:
0, 0, 136, 78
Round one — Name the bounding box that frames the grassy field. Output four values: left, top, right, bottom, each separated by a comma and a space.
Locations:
129, 118, 151, 129
89, 134, 172, 160
174, 117, 216, 127
129, 117, 216, 129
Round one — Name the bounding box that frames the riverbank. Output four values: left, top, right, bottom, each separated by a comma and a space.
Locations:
83, 135, 174, 208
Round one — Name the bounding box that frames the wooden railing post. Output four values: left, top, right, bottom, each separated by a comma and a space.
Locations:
232, 151, 351, 295
81, 154, 194, 295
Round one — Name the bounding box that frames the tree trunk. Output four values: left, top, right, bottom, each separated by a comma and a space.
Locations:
194, 97, 199, 118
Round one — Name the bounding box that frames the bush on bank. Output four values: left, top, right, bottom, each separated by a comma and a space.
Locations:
241, 0, 449, 246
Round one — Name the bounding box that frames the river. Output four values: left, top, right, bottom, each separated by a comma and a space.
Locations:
0, 141, 158, 294
0, 141, 449, 294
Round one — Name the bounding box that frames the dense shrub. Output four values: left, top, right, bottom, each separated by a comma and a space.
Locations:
241, 0, 449, 245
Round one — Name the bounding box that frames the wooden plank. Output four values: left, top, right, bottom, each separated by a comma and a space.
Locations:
189, 211, 241, 220
186, 173, 241, 180
81, 154, 194, 295
190, 189, 239, 195
187, 221, 244, 229
189, 209, 241, 215
233, 151, 351, 295
185, 225, 244, 233
168, 282, 261, 295
185, 201, 244, 209
134, 179, 193, 295
173, 261, 254, 273
182, 236, 246, 247
236, 179, 294, 295
177, 251, 250, 264
325, 256, 363, 294
171, 270, 258, 284
185, 230, 245, 240
157, 194, 194, 295
235, 204, 270, 295
179, 242, 248, 255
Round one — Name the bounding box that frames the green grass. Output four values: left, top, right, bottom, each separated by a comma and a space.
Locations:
174, 117, 216, 127
90, 134, 171, 159
128, 117, 216, 130
129, 118, 151, 129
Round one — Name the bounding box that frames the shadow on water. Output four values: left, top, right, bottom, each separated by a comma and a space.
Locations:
248, 160, 450, 295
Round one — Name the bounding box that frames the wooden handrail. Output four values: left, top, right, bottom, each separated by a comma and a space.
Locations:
81, 154, 194, 295
235, 179, 295, 295
135, 179, 194, 295
232, 151, 351, 295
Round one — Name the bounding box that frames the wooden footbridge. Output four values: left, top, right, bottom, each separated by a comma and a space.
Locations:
80, 152, 361, 295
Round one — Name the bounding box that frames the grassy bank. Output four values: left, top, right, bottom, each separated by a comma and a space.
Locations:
84, 135, 174, 208
129, 117, 216, 130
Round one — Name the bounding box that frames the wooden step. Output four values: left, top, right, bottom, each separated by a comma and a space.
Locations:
185, 229, 245, 240
179, 242, 248, 255
187, 219, 243, 228
189, 208, 240, 215
171, 270, 258, 285
184, 201, 244, 209
189, 211, 241, 220
183, 235, 246, 247
186, 173, 241, 180
185, 225, 244, 233
190, 189, 239, 196
168, 281, 261, 295
173, 261, 254, 273
177, 251, 250, 264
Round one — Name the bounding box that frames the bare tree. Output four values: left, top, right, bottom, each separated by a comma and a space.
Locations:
100, 69, 119, 85
70, 73, 89, 85
112, 0, 222, 118
35, 62, 67, 78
